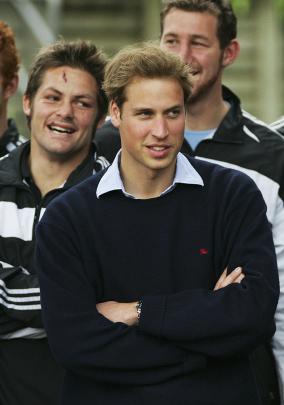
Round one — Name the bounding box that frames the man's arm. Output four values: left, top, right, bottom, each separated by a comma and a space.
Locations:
136, 185, 279, 358
0, 264, 43, 336
271, 194, 284, 402
36, 219, 206, 387
96, 186, 278, 359
35, 172, 278, 384
96, 267, 245, 325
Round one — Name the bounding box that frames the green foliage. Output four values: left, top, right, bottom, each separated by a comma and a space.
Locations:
231, 0, 284, 15
231, 0, 250, 13
276, 0, 284, 16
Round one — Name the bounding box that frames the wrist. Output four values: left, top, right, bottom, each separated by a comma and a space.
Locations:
135, 300, 142, 325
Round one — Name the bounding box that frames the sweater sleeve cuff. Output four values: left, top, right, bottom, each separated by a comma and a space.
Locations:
138, 295, 166, 338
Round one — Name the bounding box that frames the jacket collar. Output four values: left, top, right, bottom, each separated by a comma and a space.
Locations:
0, 140, 106, 189
212, 86, 244, 144
0, 119, 20, 145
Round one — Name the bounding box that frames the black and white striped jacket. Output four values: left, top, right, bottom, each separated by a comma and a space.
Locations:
0, 141, 109, 339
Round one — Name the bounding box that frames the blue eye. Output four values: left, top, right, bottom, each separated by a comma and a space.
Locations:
168, 109, 180, 118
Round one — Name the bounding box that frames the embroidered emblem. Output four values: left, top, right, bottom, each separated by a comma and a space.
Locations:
199, 248, 208, 255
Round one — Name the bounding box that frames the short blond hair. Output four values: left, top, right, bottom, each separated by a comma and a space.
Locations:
103, 42, 192, 108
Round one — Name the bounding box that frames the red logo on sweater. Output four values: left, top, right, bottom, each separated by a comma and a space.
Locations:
199, 248, 208, 255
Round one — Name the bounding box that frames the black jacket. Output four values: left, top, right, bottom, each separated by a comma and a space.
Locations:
0, 141, 109, 338
271, 116, 284, 137
0, 118, 26, 157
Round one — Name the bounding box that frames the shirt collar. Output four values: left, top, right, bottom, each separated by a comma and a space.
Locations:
96, 151, 204, 199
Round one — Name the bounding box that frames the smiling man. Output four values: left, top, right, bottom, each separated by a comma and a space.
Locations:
94, 2, 284, 402
36, 43, 279, 405
0, 39, 109, 405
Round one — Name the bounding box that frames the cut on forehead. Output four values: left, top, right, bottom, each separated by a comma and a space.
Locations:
39, 66, 98, 96
24, 39, 108, 125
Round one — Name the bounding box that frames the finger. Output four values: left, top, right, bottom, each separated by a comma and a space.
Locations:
214, 267, 228, 290
234, 273, 245, 284
220, 267, 242, 288
219, 267, 228, 283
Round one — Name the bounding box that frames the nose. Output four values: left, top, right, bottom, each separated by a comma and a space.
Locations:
179, 43, 193, 65
56, 99, 74, 119
152, 117, 169, 139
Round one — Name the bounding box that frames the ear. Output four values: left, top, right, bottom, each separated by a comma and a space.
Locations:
222, 39, 240, 68
23, 94, 31, 117
109, 100, 121, 128
3, 75, 19, 100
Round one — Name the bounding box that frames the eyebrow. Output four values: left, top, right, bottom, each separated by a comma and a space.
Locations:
133, 104, 183, 113
131, 107, 153, 115
191, 34, 210, 42
163, 32, 209, 41
43, 87, 96, 100
165, 104, 183, 112
43, 87, 61, 94
74, 94, 96, 101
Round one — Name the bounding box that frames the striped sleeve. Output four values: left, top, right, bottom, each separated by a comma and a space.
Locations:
0, 263, 43, 337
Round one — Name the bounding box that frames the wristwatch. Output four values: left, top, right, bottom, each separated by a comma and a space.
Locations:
136, 300, 142, 323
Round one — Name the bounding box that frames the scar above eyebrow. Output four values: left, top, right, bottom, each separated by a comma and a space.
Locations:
62, 71, 67, 83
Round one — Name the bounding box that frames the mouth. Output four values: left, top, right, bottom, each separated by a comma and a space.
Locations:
47, 125, 76, 135
188, 64, 200, 76
148, 145, 169, 151
146, 145, 172, 159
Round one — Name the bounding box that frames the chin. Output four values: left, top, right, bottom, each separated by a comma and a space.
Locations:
146, 159, 175, 171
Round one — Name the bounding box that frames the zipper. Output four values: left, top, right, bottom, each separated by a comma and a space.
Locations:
31, 188, 66, 239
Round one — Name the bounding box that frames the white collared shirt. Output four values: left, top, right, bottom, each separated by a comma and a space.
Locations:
96, 151, 204, 199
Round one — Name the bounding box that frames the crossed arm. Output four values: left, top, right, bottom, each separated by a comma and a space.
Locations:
97, 267, 244, 326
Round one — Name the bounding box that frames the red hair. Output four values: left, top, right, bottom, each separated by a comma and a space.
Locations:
0, 21, 20, 88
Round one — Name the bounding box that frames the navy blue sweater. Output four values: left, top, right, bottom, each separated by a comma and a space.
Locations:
36, 157, 279, 405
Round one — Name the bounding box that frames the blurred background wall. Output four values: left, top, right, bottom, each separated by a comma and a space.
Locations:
1, 0, 283, 138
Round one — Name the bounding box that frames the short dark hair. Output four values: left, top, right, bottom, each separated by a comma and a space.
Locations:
25, 39, 108, 126
103, 42, 192, 109
160, 0, 237, 49
0, 20, 20, 88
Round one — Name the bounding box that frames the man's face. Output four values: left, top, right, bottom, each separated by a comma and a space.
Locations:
111, 77, 185, 177
23, 66, 99, 161
161, 9, 225, 103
